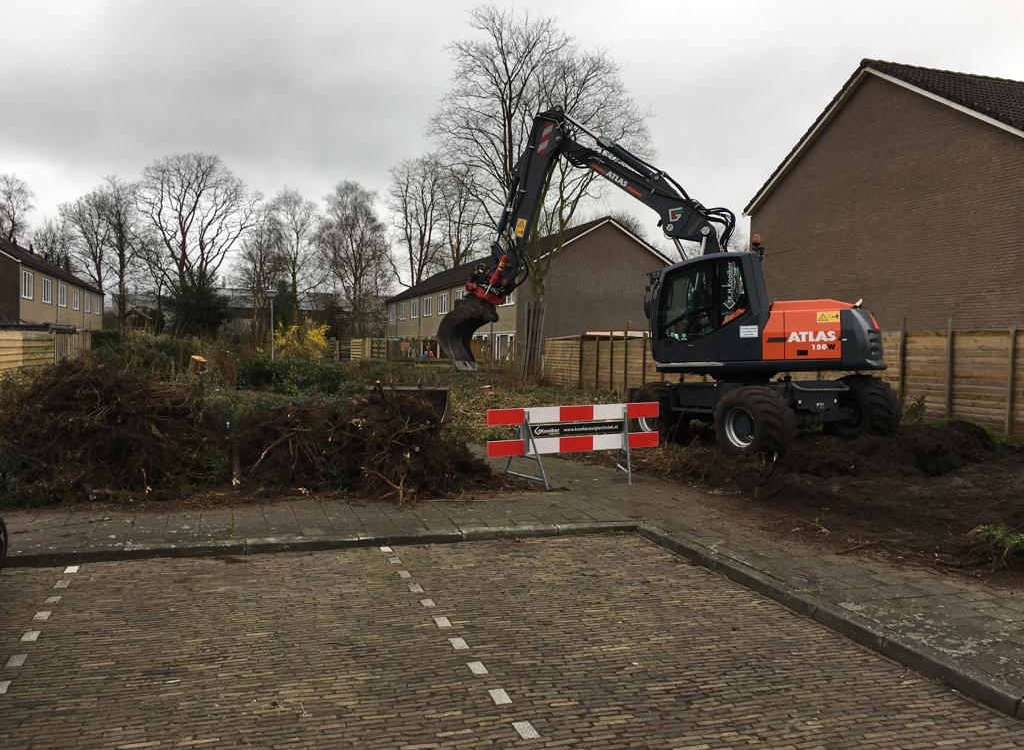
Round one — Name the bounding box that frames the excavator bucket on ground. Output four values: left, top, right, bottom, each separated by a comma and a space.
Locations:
437, 296, 499, 371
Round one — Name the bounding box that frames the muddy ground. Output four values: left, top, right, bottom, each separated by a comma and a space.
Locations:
605, 420, 1024, 578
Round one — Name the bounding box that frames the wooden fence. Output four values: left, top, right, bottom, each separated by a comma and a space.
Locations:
543, 327, 1024, 438
349, 337, 387, 360
0, 329, 92, 373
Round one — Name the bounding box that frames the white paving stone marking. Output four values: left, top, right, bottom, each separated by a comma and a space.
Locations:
33, 611, 51, 622
512, 721, 540, 739
420, 599, 436, 608
467, 661, 488, 675
408, 583, 424, 593
44, 596, 61, 604
6, 654, 27, 668
433, 616, 452, 629
54, 580, 70, 589
0, 680, 10, 695
64, 565, 80, 574
448, 637, 469, 650
489, 688, 512, 705
379, 546, 393, 553
21, 631, 40, 643
388, 557, 402, 565
398, 570, 411, 579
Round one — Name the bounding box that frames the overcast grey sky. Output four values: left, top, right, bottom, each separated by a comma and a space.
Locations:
2, 0, 1022, 249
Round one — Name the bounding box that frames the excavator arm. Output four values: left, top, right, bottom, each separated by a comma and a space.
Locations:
437, 107, 735, 370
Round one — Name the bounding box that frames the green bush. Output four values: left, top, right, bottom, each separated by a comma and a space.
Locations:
94, 332, 208, 379
974, 524, 1024, 568
237, 357, 349, 395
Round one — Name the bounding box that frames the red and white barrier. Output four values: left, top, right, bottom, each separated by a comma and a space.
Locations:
485, 401, 660, 458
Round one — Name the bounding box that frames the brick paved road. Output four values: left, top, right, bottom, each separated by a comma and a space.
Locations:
1, 536, 1021, 749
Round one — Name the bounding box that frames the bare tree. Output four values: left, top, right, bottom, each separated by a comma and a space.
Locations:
138, 153, 257, 293
388, 155, 445, 287
61, 190, 111, 292
235, 207, 284, 349
99, 176, 148, 334
138, 153, 258, 335
0, 174, 35, 244
269, 187, 323, 319
438, 165, 487, 267
317, 181, 391, 337
431, 6, 648, 372
31, 217, 75, 269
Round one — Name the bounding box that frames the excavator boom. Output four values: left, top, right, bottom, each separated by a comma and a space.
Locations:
437, 107, 735, 370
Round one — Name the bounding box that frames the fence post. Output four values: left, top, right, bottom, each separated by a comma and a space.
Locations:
577, 334, 584, 390
608, 331, 614, 392
944, 317, 954, 419
1007, 327, 1017, 438
623, 322, 630, 398
897, 317, 907, 403
641, 333, 648, 386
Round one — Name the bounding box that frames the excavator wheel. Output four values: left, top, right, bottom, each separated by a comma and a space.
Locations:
825, 375, 900, 439
437, 296, 499, 372
714, 386, 796, 458
630, 383, 689, 445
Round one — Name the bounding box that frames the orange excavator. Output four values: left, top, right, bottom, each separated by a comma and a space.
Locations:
438, 108, 898, 456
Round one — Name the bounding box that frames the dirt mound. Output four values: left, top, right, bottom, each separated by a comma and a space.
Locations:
0, 360, 491, 505
235, 387, 490, 502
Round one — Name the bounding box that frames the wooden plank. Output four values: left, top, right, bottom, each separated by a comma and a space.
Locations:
897, 318, 907, 402
944, 318, 954, 419
641, 333, 648, 386
1008, 327, 1017, 437
577, 334, 584, 389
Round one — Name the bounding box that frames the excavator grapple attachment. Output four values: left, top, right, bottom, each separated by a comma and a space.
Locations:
437, 295, 499, 371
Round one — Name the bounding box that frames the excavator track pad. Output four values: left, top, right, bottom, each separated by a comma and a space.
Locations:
437, 295, 499, 371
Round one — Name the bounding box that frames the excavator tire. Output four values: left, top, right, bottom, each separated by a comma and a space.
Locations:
630, 383, 689, 445
714, 386, 796, 457
825, 375, 900, 439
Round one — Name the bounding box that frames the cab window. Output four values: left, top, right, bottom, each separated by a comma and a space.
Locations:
660, 258, 748, 341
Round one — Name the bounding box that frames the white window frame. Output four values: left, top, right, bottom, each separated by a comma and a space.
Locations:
410, 298, 419, 318
42, 278, 52, 304
437, 293, 449, 315
58, 282, 67, 308
399, 301, 406, 320
422, 295, 432, 317
21, 270, 33, 300
388, 305, 396, 321
499, 290, 515, 307
73, 288, 80, 311
85, 293, 91, 313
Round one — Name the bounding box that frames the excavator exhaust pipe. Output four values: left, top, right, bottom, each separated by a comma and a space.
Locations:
437, 295, 499, 371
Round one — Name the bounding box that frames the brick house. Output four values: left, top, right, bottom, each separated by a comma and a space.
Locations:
385, 217, 668, 360
0, 237, 103, 331
745, 59, 1024, 330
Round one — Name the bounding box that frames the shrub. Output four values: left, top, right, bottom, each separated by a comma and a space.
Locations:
273, 320, 330, 360
236, 357, 348, 395
973, 524, 1024, 568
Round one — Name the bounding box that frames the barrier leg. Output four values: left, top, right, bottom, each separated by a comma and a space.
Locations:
502, 416, 550, 490
615, 406, 633, 485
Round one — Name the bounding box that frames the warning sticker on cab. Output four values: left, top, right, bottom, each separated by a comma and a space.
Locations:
816, 311, 840, 323
514, 218, 528, 237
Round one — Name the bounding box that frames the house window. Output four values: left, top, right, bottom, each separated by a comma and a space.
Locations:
399, 301, 406, 319
73, 288, 80, 310
21, 270, 33, 300
500, 290, 515, 306
85, 294, 91, 313
42, 278, 52, 304
388, 305, 396, 321
58, 283, 67, 308
422, 296, 432, 317
410, 298, 419, 318
95, 296, 102, 315
437, 293, 449, 315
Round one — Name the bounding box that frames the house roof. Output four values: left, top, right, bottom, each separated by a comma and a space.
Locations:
0, 237, 103, 295
744, 59, 1024, 215
387, 217, 668, 304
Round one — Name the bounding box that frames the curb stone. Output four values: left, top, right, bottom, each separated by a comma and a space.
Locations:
6, 520, 1021, 719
